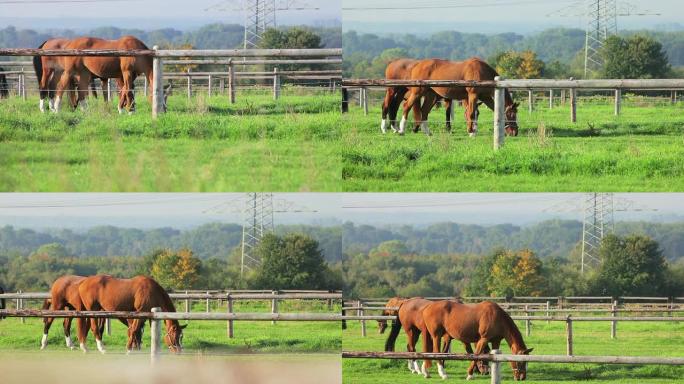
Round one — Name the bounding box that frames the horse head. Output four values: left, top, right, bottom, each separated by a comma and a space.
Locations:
464, 101, 482, 137
505, 102, 520, 136
512, 347, 533, 381
164, 322, 187, 354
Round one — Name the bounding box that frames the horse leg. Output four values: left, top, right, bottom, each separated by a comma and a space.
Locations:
444, 99, 453, 133
53, 68, 75, 113
410, 328, 422, 374
404, 328, 417, 373
417, 92, 436, 136
389, 87, 407, 133
381, 87, 394, 133
39, 67, 53, 113
464, 343, 480, 377
63, 314, 76, 349
41, 299, 57, 350
428, 331, 447, 379
101, 78, 109, 103
466, 91, 480, 137
76, 72, 91, 111
399, 88, 421, 136
469, 338, 490, 380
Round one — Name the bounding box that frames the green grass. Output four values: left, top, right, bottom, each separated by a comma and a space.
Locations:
342, 318, 684, 383
342, 96, 684, 191
0, 89, 341, 191
0, 300, 341, 355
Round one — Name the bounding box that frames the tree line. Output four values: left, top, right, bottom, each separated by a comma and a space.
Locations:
0, 23, 341, 52
0, 223, 342, 262
344, 27, 683, 79
343, 233, 684, 299
0, 232, 342, 292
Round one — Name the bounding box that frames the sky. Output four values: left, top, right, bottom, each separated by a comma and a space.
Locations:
342, 0, 682, 34
0, 0, 341, 29
0, 193, 682, 230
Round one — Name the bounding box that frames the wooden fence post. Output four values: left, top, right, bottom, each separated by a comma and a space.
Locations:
341, 88, 349, 113
107, 79, 112, 102
20, 70, 26, 101
611, 300, 617, 339
360, 301, 367, 337
151, 45, 164, 119
208, 75, 212, 97
561, 89, 566, 105
150, 307, 161, 365
228, 61, 236, 104
525, 305, 531, 337
186, 69, 192, 99
570, 87, 577, 123
143, 76, 147, 97
17, 290, 25, 324
271, 291, 278, 325
528, 90, 533, 114
490, 349, 501, 384
206, 291, 210, 313
219, 77, 225, 94
614, 89, 621, 116
671, 90, 677, 104
566, 316, 573, 356
106, 318, 111, 336
549, 89, 553, 109
546, 301, 551, 324
273, 67, 280, 100
362, 87, 369, 116
493, 76, 505, 150
184, 290, 189, 313
227, 294, 234, 338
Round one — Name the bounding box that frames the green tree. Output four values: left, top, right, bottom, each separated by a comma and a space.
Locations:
369, 240, 410, 257
590, 234, 667, 296
259, 27, 322, 49
250, 233, 331, 290
601, 35, 671, 79
150, 248, 202, 290
491, 50, 544, 79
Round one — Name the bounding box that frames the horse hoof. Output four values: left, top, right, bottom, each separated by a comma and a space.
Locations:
440, 375, 448, 380
466, 374, 473, 380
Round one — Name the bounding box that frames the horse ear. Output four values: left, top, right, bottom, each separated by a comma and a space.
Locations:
524, 348, 533, 354
180, 324, 188, 330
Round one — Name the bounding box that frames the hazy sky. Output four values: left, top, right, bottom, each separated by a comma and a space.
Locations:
0, 193, 681, 229
343, 0, 680, 32
0, 0, 340, 27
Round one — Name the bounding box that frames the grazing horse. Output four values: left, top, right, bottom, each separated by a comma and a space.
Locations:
400, 58, 519, 137
382, 59, 453, 135
422, 301, 533, 381
40, 275, 137, 351
378, 296, 406, 334
54, 36, 153, 114
33, 39, 113, 112
0, 68, 8, 99
76, 275, 185, 354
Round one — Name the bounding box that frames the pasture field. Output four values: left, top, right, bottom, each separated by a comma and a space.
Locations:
342, 95, 684, 191
0, 89, 341, 192
0, 300, 341, 354
342, 318, 684, 383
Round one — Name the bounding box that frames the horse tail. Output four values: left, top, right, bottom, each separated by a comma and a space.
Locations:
384, 314, 402, 352
33, 41, 47, 99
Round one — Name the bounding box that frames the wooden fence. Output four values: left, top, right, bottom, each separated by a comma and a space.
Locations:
342, 350, 684, 383
0, 290, 341, 338
0, 48, 342, 116
0, 308, 350, 365
341, 77, 684, 150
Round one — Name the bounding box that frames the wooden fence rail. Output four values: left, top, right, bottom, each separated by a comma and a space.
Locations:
0, 292, 341, 300
342, 77, 684, 150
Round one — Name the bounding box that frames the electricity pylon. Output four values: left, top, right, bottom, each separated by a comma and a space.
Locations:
205, 0, 319, 49
545, 193, 656, 274
548, 0, 660, 77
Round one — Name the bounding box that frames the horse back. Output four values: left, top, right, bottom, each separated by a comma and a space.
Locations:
50, 274, 85, 308
398, 297, 432, 330
386, 59, 419, 80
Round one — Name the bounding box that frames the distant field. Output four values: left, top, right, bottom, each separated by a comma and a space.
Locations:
0, 300, 341, 354
342, 317, 684, 383
0, 90, 341, 192
342, 95, 684, 191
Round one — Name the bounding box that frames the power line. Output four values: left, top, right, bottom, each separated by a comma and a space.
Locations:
343, 0, 576, 11
0, 0, 137, 3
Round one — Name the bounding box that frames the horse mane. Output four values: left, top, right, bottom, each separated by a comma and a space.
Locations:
33, 40, 47, 81
499, 306, 527, 351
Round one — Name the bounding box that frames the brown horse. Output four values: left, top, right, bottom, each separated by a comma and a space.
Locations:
33, 38, 113, 112
422, 301, 533, 381
382, 59, 454, 135
54, 36, 153, 114
378, 296, 406, 334
40, 275, 139, 351
0, 285, 5, 319
400, 58, 519, 137
0, 68, 8, 99
76, 275, 185, 354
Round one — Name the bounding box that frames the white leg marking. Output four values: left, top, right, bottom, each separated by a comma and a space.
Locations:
48, 98, 55, 111
437, 362, 448, 380
127, 349, 132, 355
53, 96, 61, 113
96, 338, 106, 354
381, 119, 387, 134
65, 335, 74, 349
40, 334, 48, 350
408, 360, 415, 373
79, 99, 88, 111
39, 99, 46, 113
80, 342, 87, 353
421, 121, 431, 136
421, 361, 430, 378
118, 106, 123, 114
413, 360, 421, 374
466, 374, 473, 380
399, 117, 407, 135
